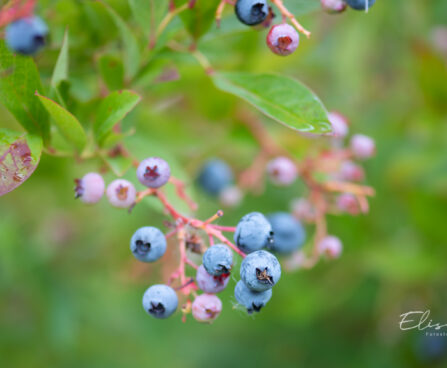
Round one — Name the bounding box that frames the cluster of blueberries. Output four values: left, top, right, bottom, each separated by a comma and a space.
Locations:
235, 0, 377, 57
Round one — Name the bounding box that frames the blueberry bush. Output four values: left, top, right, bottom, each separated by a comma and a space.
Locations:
1, 0, 447, 366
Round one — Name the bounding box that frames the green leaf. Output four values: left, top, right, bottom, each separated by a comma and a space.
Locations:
212, 72, 331, 134
51, 29, 69, 89
102, 154, 133, 177
283, 0, 322, 16
0, 129, 42, 196
103, 3, 141, 80
174, 0, 219, 40
36, 94, 87, 151
94, 90, 141, 144
98, 54, 125, 91
0, 40, 50, 144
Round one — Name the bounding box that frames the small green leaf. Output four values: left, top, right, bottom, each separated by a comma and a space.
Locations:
51, 29, 69, 89
103, 3, 141, 80
98, 54, 125, 91
94, 90, 141, 144
102, 154, 133, 177
174, 0, 219, 40
0, 40, 50, 144
36, 94, 87, 151
213, 72, 331, 134
0, 128, 42, 196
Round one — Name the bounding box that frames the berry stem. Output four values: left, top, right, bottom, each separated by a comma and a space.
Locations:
270, 0, 311, 38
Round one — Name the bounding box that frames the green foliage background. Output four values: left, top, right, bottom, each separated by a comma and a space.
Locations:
1, 0, 447, 367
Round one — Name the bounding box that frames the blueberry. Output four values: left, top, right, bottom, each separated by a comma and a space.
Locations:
321, 0, 347, 13
266, 24, 300, 56
196, 265, 230, 294
240, 250, 281, 292
130, 226, 167, 262
74, 173, 105, 204
197, 159, 233, 196
5, 16, 48, 55
137, 157, 171, 188
235, 0, 268, 26
417, 334, 447, 362
318, 235, 342, 259
267, 212, 305, 254
234, 280, 272, 314
266, 156, 298, 186
344, 0, 376, 11
350, 134, 375, 159
234, 212, 273, 253
192, 294, 222, 323
142, 284, 178, 319
106, 179, 136, 208
328, 111, 349, 138
203, 244, 233, 276
336, 193, 360, 215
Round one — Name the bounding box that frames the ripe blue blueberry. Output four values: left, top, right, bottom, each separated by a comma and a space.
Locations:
196, 265, 230, 294
130, 226, 167, 262
197, 159, 233, 196
267, 212, 306, 254
203, 244, 233, 276
235, 0, 268, 26
234, 212, 273, 253
240, 250, 281, 292
344, 0, 376, 11
142, 284, 178, 319
234, 280, 272, 314
6, 16, 48, 55
137, 157, 171, 188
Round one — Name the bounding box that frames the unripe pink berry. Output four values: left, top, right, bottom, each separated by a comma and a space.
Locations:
267, 156, 298, 186
321, 0, 347, 13
196, 265, 230, 294
106, 179, 136, 208
350, 134, 375, 159
74, 172, 105, 204
266, 23, 299, 56
291, 197, 316, 223
219, 186, 243, 207
192, 294, 222, 323
338, 161, 365, 182
336, 193, 360, 215
328, 111, 349, 138
318, 235, 342, 259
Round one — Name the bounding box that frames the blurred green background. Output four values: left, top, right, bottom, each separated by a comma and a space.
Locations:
1, 0, 447, 367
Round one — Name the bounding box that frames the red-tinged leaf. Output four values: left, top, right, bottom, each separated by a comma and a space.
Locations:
0, 128, 42, 196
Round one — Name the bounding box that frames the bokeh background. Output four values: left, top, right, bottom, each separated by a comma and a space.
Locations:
1, 0, 447, 367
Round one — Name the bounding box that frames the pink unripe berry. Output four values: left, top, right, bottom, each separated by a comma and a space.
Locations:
192, 294, 222, 323
267, 156, 298, 186
196, 265, 230, 294
338, 161, 365, 182
136, 157, 171, 188
266, 23, 299, 56
336, 193, 360, 215
321, 0, 347, 13
291, 197, 316, 223
219, 186, 243, 207
328, 111, 349, 138
350, 134, 375, 160
74, 172, 105, 204
106, 179, 136, 208
318, 235, 342, 259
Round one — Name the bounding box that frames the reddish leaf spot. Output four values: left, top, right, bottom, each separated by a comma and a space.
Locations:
0, 138, 37, 196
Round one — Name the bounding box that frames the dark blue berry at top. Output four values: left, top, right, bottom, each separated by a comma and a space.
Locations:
344, 0, 376, 10
234, 212, 273, 253
203, 244, 233, 276
234, 280, 272, 314
267, 212, 306, 254
240, 250, 281, 292
130, 226, 166, 262
197, 159, 233, 196
235, 0, 268, 26
142, 284, 178, 319
5, 16, 48, 55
